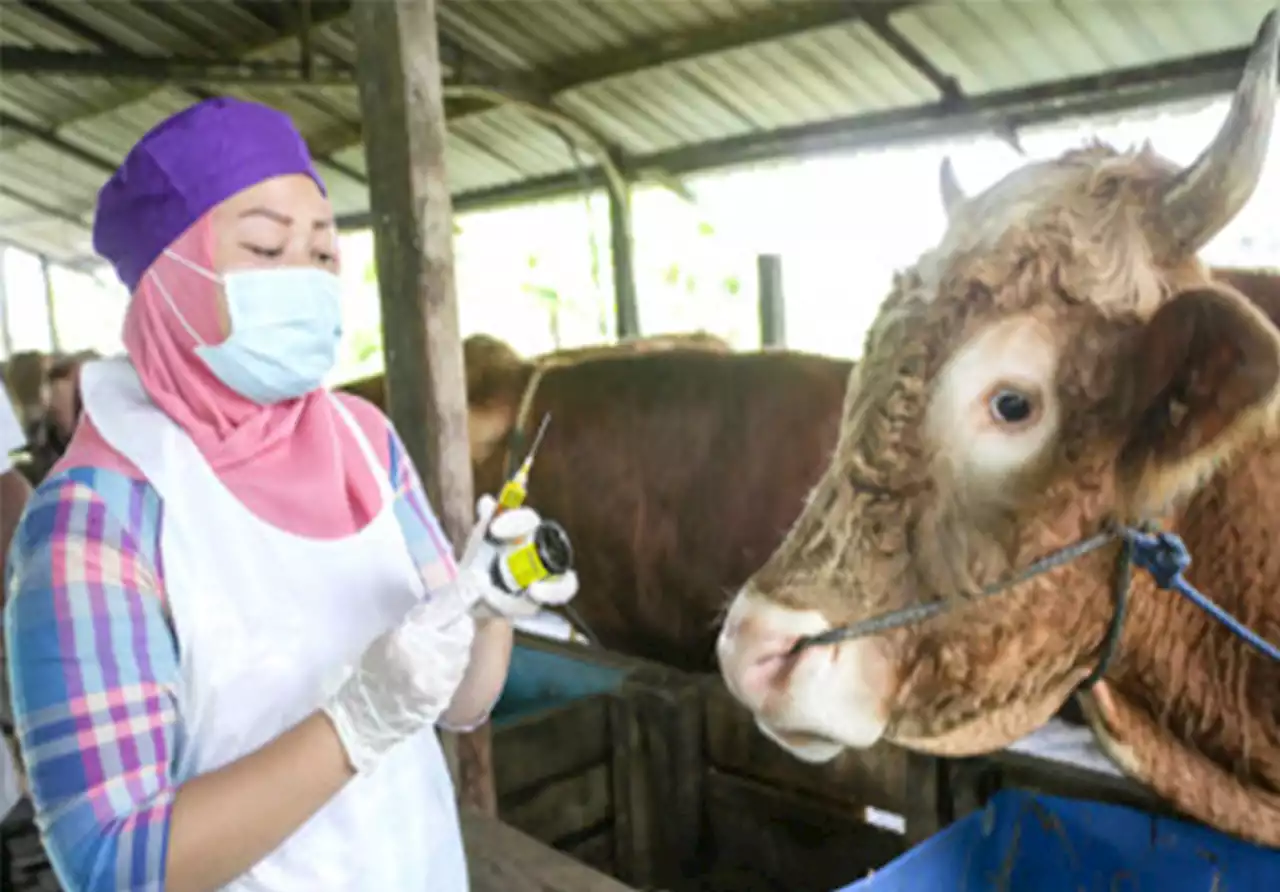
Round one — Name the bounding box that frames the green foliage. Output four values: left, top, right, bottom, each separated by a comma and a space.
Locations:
350, 327, 383, 364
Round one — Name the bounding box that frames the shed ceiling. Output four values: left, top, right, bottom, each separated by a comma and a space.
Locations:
0, 0, 1275, 269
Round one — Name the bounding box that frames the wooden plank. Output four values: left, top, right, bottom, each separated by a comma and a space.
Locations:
621, 676, 705, 888
493, 694, 611, 796
462, 809, 639, 892
901, 752, 943, 846
702, 678, 908, 815
351, 0, 489, 814
702, 768, 905, 892
608, 691, 643, 885
985, 748, 1173, 817
502, 762, 614, 844
565, 828, 617, 877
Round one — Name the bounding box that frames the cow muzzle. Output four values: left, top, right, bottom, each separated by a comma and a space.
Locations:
715, 588, 895, 760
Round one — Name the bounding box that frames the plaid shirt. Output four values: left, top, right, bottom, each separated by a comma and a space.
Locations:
3, 423, 460, 891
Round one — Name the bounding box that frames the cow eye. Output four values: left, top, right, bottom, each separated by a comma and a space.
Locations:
989, 388, 1035, 425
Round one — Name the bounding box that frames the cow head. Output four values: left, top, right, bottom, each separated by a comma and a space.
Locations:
465, 333, 535, 493
717, 12, 1280, 763
3, 350, 51, 430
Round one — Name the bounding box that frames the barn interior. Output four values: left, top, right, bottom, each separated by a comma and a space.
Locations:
2, 2, 1279, 891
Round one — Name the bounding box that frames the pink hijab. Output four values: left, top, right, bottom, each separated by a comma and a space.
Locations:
59, 214, 385, 539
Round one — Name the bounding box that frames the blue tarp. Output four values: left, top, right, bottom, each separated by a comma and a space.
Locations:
836, 789, 1279, 892
490, 643, 627, 726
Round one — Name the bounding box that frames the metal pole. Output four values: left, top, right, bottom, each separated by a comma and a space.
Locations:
756, 253, 786, 348
608, 179, 640, 339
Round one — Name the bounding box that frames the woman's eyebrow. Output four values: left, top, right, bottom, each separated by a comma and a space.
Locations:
237, 208, 333, 231
238, 207, 292, 224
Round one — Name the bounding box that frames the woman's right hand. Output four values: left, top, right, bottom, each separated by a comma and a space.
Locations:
321, 594, 476, 774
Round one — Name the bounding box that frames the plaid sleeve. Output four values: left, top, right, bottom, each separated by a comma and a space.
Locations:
384, 427, 506, 733
3, 467, 177, 892
386, 427, 460, 592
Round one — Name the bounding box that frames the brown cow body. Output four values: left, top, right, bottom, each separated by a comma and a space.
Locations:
346, 335, 851, 671
339, 331, 731, 413
716, 12, 1280, 847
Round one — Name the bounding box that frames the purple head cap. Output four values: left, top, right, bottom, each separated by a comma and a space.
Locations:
93, 96, 327, 292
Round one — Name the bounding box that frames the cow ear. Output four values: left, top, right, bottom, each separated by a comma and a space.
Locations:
1118, 285, 1280, 513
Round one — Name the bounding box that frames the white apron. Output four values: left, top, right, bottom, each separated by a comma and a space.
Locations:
80, 357, 467, 892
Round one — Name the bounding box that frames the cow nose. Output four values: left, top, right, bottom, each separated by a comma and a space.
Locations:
717, 617, 799, 703
718, 611, 797, 663
734, 639, 800, 705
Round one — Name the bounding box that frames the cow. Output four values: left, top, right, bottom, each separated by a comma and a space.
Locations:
366, 283, 1275, 681
343, 331, 850, 670
537, 331, 732, 364
338, 330, 732, 412
0, 350, 99, 486
2, 350, 49, 431
714, 11, 1280, 847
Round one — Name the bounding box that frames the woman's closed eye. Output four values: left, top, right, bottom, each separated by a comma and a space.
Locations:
241, 242, 284, 259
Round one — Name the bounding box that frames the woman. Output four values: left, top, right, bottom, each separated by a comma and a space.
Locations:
2, 97, 578, 892
1, 384, 32, 822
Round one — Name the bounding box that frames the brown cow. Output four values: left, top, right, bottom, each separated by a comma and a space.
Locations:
466, 342, 853, 670
544, 331, 732, 363
716, 13, 1280, 846
339, 330, 731, 412
343, 331, 844, 670
2, 350, 50, 431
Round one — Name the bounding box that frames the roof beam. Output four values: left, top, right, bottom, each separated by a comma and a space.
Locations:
0, 0, 352, 151
860, 9, 961, 102
335, 39, 1257, 225
0, 112, 119, 175
644, 43, 1253, 175
302, 1, 895, 172
0, 185, 91, 229
538, 1, 918, 93
376, 0, 927, 153
2, 0, 371, 189
0, 46, 356, 87
0, 41, 550, 112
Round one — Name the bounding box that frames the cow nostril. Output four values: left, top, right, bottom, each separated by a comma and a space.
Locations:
737, 633, 801, 680
750, 634, 800, 664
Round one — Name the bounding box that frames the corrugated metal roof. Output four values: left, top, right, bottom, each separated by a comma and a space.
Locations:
0, 0, 1276, 269
893, 1, 1270, 93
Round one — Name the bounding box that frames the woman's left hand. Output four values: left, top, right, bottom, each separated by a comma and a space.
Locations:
459, 495, 579, 619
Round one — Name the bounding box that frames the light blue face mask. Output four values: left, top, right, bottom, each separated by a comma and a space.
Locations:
153, 253, 344, 404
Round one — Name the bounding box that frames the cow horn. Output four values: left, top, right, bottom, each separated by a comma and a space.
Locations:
1155, 9, 1280, 253
939, 156, 966, 219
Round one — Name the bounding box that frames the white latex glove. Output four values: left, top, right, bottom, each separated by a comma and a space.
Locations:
460, 494, 580, 620
322, 590, 477, 774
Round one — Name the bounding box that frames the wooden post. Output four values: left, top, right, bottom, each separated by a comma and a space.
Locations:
756, 253, 785, 348
351, 0, 496, 816
0, 247, 14, 358
607, 177, 640, 339
38, 255, 61, 353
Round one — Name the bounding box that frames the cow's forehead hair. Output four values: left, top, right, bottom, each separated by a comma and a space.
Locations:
914, 152, 1145, 299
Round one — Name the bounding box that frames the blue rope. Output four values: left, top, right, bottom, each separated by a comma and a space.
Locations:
1122, 527, 1280, 662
